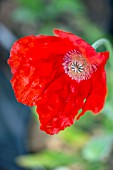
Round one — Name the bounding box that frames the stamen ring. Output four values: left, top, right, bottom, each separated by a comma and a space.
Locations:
63, 49, 97, 82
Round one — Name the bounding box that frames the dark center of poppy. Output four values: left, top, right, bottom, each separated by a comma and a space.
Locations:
70, 61, 84, 73
63, 49, 97, 82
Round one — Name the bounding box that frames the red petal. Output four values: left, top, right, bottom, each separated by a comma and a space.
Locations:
8, 35, 36, 74
54, 29, 109, 66
54, 29, 81, 42
36, 74, 91, 135
94, 51, 109, 66
8, 34, 75, 106
54, 29, 96, 58
76, 67, 107, 120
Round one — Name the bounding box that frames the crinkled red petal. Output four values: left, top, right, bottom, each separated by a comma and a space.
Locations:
94, 51, 109, 66
76, 66, 107, 120
36, 74, 91, 135
8, 35, 75, 106
54, 29, 109, 66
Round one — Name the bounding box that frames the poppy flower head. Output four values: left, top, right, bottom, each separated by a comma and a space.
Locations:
8, 29, 109, 135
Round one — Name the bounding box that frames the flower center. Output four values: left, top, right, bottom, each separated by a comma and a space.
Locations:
63, 49, 97, 82
70, 61, 84, 73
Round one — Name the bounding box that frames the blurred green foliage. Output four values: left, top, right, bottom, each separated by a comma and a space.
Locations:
16, 150, 77, 168
11, 0, 105, 42
10, 0, 113, 170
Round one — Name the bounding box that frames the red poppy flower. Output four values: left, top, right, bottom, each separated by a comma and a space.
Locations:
8, 29, 109, 135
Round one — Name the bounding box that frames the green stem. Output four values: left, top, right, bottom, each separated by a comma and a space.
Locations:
92, 38, 113, 57
92, 39, 113, 102
92, 38, 113, 67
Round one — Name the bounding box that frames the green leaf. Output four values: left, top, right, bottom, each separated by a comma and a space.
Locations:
82, 136, 113, 161
16, 150, 76, 168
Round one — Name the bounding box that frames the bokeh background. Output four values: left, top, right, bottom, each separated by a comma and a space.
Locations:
0, 0, 113, 170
